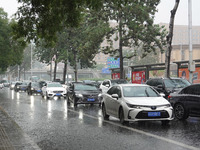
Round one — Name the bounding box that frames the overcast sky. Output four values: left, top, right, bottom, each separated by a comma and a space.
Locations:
0, 0, 200, 25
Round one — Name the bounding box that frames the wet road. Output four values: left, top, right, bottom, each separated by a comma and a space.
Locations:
0, 88, 200, 150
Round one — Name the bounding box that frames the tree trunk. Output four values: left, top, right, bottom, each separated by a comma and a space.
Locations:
119, 9, 124, 79
74, 50, 78, 82
63, 61, 67, 83
53, 56, 57, 81
165, 0, 180, 77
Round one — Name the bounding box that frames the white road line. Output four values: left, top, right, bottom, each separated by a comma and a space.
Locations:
68, 108, 199, 150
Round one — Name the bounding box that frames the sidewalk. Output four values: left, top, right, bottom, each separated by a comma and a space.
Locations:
0, 106, 41, 150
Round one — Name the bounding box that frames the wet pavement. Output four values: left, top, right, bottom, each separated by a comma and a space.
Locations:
0, 88, 200, 150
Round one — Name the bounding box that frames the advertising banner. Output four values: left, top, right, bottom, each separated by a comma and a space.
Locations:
179, 67, 200, 83
132, 71, 145, 84
112, 73, 120, 79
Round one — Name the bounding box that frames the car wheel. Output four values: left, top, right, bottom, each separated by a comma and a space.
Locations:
119, 108, 128, 125
73, 97, 77, 107
46, 92, 49, 99
161, 120, 170, 125
102, 104, 109, 120
174, 103, 189, 120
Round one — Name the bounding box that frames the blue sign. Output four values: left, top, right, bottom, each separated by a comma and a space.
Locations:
107, 57, 120, 68
102, 68, 111, 74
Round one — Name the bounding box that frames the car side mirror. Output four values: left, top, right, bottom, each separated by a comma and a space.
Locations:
111, 94, 119, 100
160, 93, 165, 97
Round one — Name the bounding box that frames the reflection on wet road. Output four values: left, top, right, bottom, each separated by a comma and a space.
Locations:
0, 88, 199, 150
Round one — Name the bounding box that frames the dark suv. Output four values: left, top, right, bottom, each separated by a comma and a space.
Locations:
146, 77, 191, 98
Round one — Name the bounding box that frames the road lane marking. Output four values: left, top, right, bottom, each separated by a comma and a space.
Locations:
68, 108, 199, 150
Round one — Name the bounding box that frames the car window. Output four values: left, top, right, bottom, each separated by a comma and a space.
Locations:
172, 79, 191, 88
47, 83, 62, 87
74, 84, 98, 91
107, 86, 116, 95
123, 86, 159, 97
163, 79, 176, 88
102, 81, 109, 86
111, 79, 128, 85
183, 85, 200, 95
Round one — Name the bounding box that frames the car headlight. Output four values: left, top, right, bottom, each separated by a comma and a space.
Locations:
98, 93, 102, 97
75, 93, 83, 98
162, 104, 171, 108
31, 88, 34, 90
126, 103, 141, 109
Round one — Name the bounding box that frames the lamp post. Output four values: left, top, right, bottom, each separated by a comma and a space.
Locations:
30, 41, 33, 80
188, 0, 194, 83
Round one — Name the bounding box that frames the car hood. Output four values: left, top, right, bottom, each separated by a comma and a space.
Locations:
47, 87, 65, 91
75, 90, 101, 95
124, 97, 170, 106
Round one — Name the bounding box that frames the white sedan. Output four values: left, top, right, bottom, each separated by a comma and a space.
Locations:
102, 84, 174, 125
42, 82, 67, 99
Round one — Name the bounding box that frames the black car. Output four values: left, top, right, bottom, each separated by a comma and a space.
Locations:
14, 82, 28, 92
168, 84, 200, 120
146, 77, 191, 98
27, 82, 42, 95
67, 82, 102, 107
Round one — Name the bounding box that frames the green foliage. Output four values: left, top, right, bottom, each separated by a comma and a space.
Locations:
15, 0, 104, 42
0, 8, 26, 72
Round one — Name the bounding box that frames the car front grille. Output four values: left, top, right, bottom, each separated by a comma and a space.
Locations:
53, 91, 63, 93
135, 110, 169, 119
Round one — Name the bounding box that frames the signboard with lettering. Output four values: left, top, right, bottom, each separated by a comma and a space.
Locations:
112, 73, 120, 79
107, 57, 120, 68
179, 67, 200, 83
132, 71, 145, 84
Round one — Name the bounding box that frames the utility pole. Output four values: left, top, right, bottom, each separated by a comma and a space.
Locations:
30, 41, 33, 80
188, 0, 194, 83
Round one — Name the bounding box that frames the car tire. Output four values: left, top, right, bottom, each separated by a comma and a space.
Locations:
46, 92, 49, 99
73, 97, 77, 107
102, 104, 109, 120
119, 108, 128, 125
174, 103, 189, 120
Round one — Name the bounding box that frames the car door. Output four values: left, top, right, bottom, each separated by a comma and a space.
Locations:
104, 87, 115, 115
184, 85, 200, 115
110, 86, 122, 117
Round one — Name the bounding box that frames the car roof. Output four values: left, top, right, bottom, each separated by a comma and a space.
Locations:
116, 83, 149, 87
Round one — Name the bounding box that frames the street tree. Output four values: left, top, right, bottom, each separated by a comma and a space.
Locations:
165, 0, 180, 77
101, 0, 167, 79
0, 8, 25, 73
14, 0, 104, 42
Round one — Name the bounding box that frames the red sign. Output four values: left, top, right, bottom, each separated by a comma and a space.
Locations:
179, 67, 200, 83
112, 73, 120, 79
132, 71, 145, 84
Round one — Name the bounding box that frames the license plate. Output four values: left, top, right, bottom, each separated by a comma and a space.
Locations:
37, 90, 41, 92
56, 93, 61, 96
148, 112, 161, 117
87, 98, 95, 102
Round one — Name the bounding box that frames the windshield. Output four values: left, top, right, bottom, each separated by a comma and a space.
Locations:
32, 82, 40, 87
172, 79, 191, 88
47, 83, 62, 87
123, 86, 159, 97
164, 79, 190, 88
111, 79, 128, 85
74, 84, 98, 91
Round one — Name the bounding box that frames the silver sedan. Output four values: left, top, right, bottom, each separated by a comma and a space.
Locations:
102, 84, 174, 125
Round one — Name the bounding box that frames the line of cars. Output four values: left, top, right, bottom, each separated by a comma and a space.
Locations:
4, 77, 200, 125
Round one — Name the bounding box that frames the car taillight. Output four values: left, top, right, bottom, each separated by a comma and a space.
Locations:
168, 95, 172, 99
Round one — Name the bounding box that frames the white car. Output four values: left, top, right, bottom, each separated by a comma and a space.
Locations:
42, 82, 67, 99
102, 84, 174, 125
99, 79, 128, 93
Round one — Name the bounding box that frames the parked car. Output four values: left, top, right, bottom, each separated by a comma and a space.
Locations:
102, 84, 174, 125
10, 81, 17, 90
0, 80, 10, 87
14, 81, 29, 92
168, 84, 200, 120
27, 82, 42, 95
100, 79, 128, 93
41, 82, 67, 99
67, 82, 102, 107
145, 77, 191, 99
0, 82, 4, 89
